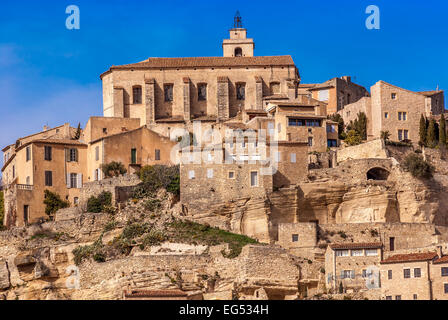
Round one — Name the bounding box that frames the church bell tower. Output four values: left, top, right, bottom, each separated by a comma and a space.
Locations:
222, 11, 255, 57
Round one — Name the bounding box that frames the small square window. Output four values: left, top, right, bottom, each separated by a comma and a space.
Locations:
391, 93, 397, 100
414, 268, 421, 278
250, 171, 258, 187
444, 283, 448, 294
207, 169, 213, 179
228, 171, 235, 179
384, 112, 389, 119
395, 295, 401, 300
386, 296, 392, 300
388, 270, 392, 280
413, 294, 418, 300
404, 268, 411, 279
155, 149, 161, 161
441, 267, 448, 277
188, 170, 195, 179
292, 234, 299, 242
290, 153, 296, 163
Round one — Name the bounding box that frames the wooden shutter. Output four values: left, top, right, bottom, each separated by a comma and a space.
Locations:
75, 149, 78, 162
67, 173, 71, 189
77, 174, 83, 189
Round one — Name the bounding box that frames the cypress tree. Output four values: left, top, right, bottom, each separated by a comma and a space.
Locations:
419, 114, 427, 146
427, 119, 437, 148
439, 114, 447, 147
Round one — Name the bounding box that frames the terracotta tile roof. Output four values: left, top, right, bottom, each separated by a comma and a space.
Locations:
108, 56, 294, 71
330, 242, 382, 250
433, 255, 448, 264
381, 252, 438, 264
123, 289, 188, 298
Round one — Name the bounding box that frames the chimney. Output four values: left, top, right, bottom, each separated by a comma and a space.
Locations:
437, 245, 443, 258
43, 125, 49, 132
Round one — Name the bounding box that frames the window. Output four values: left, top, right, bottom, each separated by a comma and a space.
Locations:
131, 148, 137, 164
26, 176, 30, 185
155, 149, 161, 161
292, 234, 299, 242
103, 128, 107, 134
384, 112, 389, 119
398, 129, 403, 141
290, 153, 296, 163
133, 86, 142, 104
441, 267, 448, 276
228, 171, 235, 179
404, 130, 408, 140
236, 83, 245, 100
234, 47, 242, 57
44, 146, 52, 161
164, 84, 174, 102
365, 249, 378, 256
342, 270, 354, 279
386, 296, 392, 300
336, 250, 349, 257
390, 237, 395, 251
414, 268, 421, 278
207, 169, 213, 179
188, 170, 195, 179
70, 173, 78, 189
398, 112, 407, 121
413, 294, 418, 300
362, 269, 367, 278
327, 139, 337, 148
388, 270, 393, 280
68, 148, 78, 162
250, 171, 258, 187
404, 268, 411, 279
26, 146, 31, 161
288, 119, 321, 127
395, 295, 401, 300
327, 124, 336, 133
308, 137, 313, 147
45, 171, 53, 187
351, 249, 364, 256
198, 83, 207, 101
391, 93, 397, 100
74, 197, 79, 205
95, 146, 99, 161
12, 165, 15, 178
444, 283, 448, 294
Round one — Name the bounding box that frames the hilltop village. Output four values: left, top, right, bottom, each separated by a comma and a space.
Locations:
1, 15, 448, 300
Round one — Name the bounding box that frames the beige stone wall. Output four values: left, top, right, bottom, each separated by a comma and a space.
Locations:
83, 117, 141, 143
277, 222, 317, 249
380, 261, 431, 300
336, 139, 388, 163
339, 96, 373, 138
431, 261, 448, 300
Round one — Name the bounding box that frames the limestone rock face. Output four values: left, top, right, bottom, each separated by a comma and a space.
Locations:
0, 260, 10, 290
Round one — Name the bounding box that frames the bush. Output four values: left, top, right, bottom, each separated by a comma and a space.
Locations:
141, 229, 166, 247
43, 190, 70, 216
402, 153, 435, 179
344, 130, 362, 146
87, 191, 112, 213
101, 161, 127, 178
143, 199, 161, 212
72, 237, 104, 265
135, 165, 180, 197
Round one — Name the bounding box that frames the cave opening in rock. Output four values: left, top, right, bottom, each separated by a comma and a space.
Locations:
366, 167, 390, 181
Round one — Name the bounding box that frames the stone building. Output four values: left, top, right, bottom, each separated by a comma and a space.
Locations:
1, 124, 87, 227
324, 242, 382, 293
340, 80, 445, 142
300, 76, 370, 115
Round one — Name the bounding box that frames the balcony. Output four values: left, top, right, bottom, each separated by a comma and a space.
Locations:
17, 184, 33, 191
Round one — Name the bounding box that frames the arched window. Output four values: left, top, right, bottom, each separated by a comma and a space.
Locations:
132, 86, 142, 104
234, 47, 243, 57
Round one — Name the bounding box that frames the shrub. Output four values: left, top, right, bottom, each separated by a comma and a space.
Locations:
337, 231, 347, 239
72, 237, 104, 265
121, 222, 151, 240
402, 153, 435, 179
135, 165, 180, 197
344, 130, 362, 146
380, 130, 390, 142
141, 229, 166, 247
143, 199, 161, 212
87, 191, 112, 213
101, 161, 127, 178
43, 190, 70, 217
103, 220, 118, 233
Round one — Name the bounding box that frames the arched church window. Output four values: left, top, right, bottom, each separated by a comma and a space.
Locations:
198, 83, 207, 101
236, 83, 246, 100
132, 86, 142, 104
164, 84, 174, 102
234, 47, 243, 57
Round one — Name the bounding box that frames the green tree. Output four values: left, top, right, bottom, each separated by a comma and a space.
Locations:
328, 113, 345, 140
346, 112, 367, 140
101, 161, 127, 178
419, 114, 427, 147
427, 119, 437, 148
74, 123, 81, 140
43, 190, 70, 217
439, 114, 447, 147
345, 130, 362, 146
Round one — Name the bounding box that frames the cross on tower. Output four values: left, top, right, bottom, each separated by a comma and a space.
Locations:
234, 11, 243, 28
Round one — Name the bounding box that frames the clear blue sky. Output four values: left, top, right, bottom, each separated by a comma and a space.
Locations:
0, 0, 447, 153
